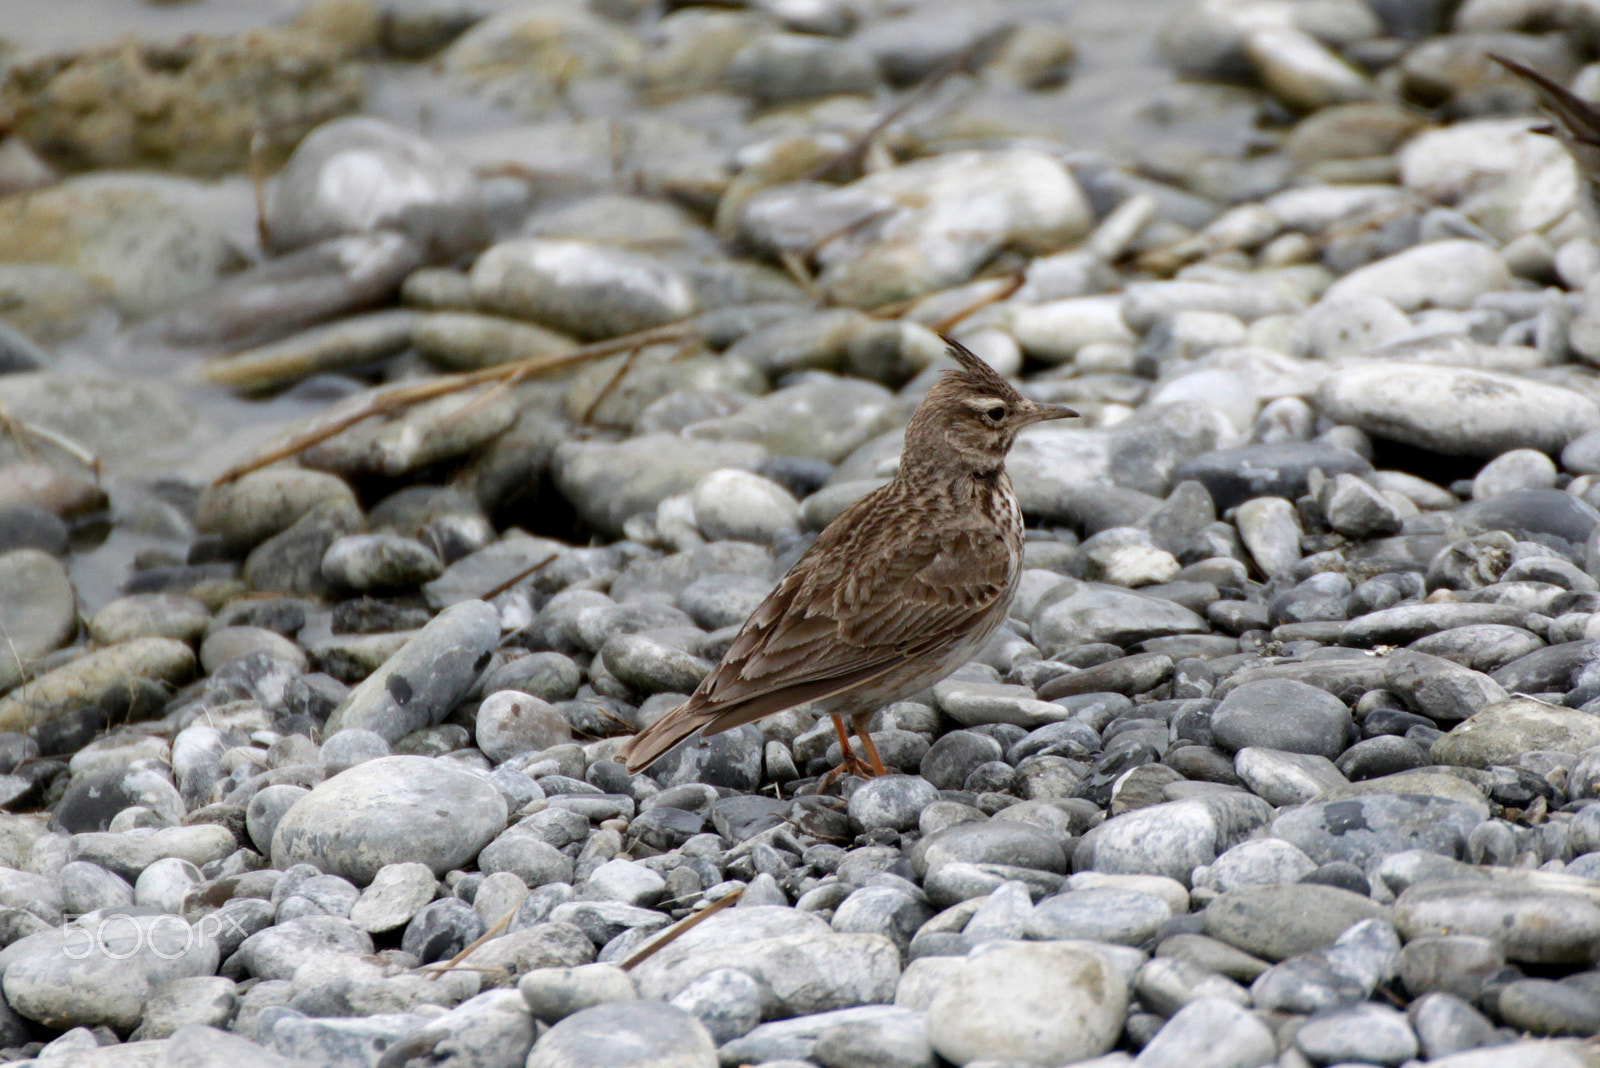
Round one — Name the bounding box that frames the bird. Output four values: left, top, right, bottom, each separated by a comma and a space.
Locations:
621, 335, 1078, 780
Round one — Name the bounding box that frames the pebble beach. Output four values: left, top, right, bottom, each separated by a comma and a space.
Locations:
5, 0, 1600, 1065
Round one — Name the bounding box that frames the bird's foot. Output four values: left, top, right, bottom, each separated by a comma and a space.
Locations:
815, 753, 879, 792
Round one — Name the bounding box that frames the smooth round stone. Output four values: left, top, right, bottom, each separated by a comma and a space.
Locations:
472, 238, 695, 341
348, 862, 439, 934
264, 115, 484, 259
271, 755, 508, 883
479, 833, 576, 888
1496, 978, 1600, 1037
476, 690, 573, 763
129, 975, 238, 1041
1022, 887, 1172, 945
87, 593, 210, 645
1432, 697, 1600, 769
920, 731, 1004, 791
195, 467, 359, 554
1194, 838, 1318, 893
1154, 934, 1270, 984
527, 1000, 716, 1068
1398, 935, 1506, 1000
520, 963, 639, 1024
1203, 883, 1388, 962
847, 775, 939, 833
1410, 990, 1504, 1060
321, 533, 443, 591
1450, 488, 1600, 551
1474, 449, 1558, 499
1072, 794, 1276, 886
245, 783, 311, 855
323, 599, 501, 744
0, 504, 68, 556
666, 968, 763, 1045
831, 885, 932, 953
198, 625, 307, 675
1, 913, 221, 1031
584, 859, 665, 908
553, 435, 768, 538
1295, 1002, 1419, 1065
0, 549, 74, 661
1394, 875, 1600, 964
403, 897, 486, 963
234, 915, 374, 981
677, 576, 772, 631
910, 820, 1067, 880
319, 728, 390, 774
1134, 997, 1276, 1068
1248, 954, 1366, 1015
484, 651, 583, 704
924, 941, 1128, 1066
600, 635, 712, 696
691, 469, 800, 545
1211, 679, 1352, 759
1028, 581, 1207, 653
133, 855, 203, 913
52, 764, 185, 833
1171, 442, 1371, 513
1317, 361, 1600, 457
58, 861, 133, 914
1234, 747, 1348, 806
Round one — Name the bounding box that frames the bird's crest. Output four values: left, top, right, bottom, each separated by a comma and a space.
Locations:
940, 334, 1022, 400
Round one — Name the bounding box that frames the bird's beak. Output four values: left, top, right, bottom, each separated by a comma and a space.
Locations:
1022, 402, 1078, 425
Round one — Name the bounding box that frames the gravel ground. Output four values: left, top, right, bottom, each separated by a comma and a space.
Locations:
6, 0, 1600, 1065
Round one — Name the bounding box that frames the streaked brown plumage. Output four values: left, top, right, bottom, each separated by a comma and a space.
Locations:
621, 336, 1077, 777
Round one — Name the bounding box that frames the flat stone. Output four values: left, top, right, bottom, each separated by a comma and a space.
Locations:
1271, 794, 1483, 868
1432, 697, 1600, 768
1394, 873, 1600, 965
271, 755, 508, 884
1203, 883, 1388, 962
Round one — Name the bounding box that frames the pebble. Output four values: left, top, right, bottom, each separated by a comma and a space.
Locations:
1, 914, 221, 1030
25, 1, 1600, 1061
1073, 794, 1275, 885
525, 998, 715, 1067
923, 941, 1128, 1067
323, 599, 501, 743
271, 755, 508, 882
1316, 362, 1600, 457
1203, 883, 1388, 961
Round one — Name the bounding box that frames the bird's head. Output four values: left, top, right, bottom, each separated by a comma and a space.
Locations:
902, 336, 1078, 477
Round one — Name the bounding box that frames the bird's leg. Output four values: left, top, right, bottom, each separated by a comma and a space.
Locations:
825, 713, 877, 781
851, 711, 889, 776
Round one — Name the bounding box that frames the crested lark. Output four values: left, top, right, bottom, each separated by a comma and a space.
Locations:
621, 336, 1077, 779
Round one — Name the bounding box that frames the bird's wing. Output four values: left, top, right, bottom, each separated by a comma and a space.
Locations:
621, 485, 1012, 770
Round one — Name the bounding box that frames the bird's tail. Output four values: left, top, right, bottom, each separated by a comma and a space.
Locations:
620, 700, 713, 773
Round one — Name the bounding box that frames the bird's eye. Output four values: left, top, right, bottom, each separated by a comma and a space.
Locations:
984, 406, 1006, 422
